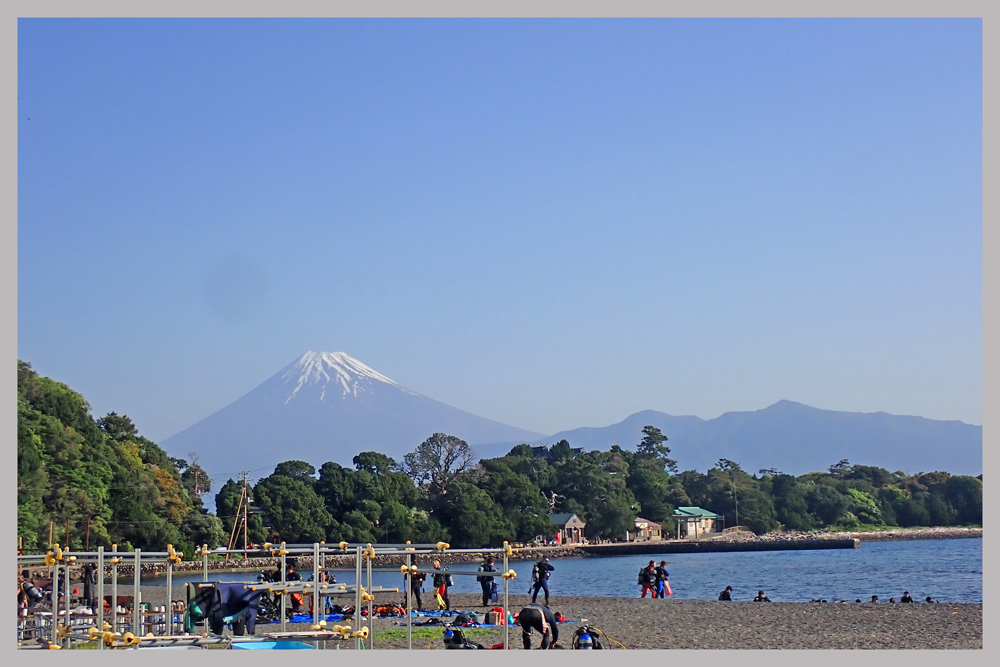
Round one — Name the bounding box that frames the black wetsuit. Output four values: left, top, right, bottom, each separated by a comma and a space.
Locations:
519, 603, 559, 649
477, 562, 497, 606
718, 589, 732, 601
531, 561, 554, 605
82, 564, 98, 610
409, 571, 426, 610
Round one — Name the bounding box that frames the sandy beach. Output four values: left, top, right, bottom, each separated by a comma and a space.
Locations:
142, 589, 981, 650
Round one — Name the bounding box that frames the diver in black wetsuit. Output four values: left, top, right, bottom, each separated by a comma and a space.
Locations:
518, 602, 560, 649
531, 557, 554, 605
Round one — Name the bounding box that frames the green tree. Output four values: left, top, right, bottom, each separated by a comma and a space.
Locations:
401, 433, 475, 495
253, 474, 331, 543
430, 481, 511, 547
806, 484, 849, 526
636, 425, 677, 474
945, 476, 982, 525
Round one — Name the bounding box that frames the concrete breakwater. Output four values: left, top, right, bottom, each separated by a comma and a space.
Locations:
715, 526, 982, 543
580, 538, 859, 556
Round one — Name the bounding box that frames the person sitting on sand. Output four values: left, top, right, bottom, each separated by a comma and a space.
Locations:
719, 586, 733, 601
753, 590, 771, 602
870, 595, 879, 603
518, 602, 560, 649
900, 591, 913, 603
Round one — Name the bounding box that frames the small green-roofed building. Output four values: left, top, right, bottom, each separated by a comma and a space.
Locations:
673, 506, 722, 539
548, 512, 586, 545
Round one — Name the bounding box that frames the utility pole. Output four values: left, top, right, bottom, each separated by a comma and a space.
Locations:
242, 472, 249, 556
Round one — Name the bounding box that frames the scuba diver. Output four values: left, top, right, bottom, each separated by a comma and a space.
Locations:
408, 566, 427, 611
900, 591, 913, 603
285, 559, 304, 613
638, 561, 656, 598
718, 585, 733, 601
531, 557, 554, 605
432, 560, 454, 611
518, 602, 560, 649
753, 590, 771, 602
477, 556, 497, 607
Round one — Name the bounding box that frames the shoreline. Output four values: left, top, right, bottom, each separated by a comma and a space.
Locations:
22, 526, 980, 579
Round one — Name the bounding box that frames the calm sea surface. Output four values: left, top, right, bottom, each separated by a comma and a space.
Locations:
140, 537, 981, 603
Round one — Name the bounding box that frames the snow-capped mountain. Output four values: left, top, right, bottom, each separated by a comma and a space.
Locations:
161, 352, 544, 478
280, 351, 418, 403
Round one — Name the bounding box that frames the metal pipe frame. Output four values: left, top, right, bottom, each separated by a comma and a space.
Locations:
366, 554, 373, 648
97, 546, 104, 651
16, 541, 523, 650
406, 552, 412, 651
312, 542, 320, 629
280, 549, 287, 634
132, 549, 141, 640
354, 546, 362, 650
165, 558, 172, 635
63, 560, 71, 648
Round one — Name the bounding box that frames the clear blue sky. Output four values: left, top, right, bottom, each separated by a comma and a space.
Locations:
17, 18, 982, 441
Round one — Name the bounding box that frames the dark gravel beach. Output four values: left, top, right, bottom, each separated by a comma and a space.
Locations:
145, 589, 980, 650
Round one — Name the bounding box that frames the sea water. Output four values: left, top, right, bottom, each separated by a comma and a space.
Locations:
139, 537, 982, 603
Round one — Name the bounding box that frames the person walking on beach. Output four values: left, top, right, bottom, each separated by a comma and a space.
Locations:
477, 556, 497, 607
531, 557, 554, 606
638, 561, 657, 598
719, 586, 733, 601
518, 602, 560, 649
432, 560, 453, 611
655, 560, 672, 598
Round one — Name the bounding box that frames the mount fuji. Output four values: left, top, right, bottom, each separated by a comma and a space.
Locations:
161, 352, 544, 478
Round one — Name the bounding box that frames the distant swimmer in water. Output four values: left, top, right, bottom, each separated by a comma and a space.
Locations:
753, 590, 771, 602
870, 595, 879, 603
900, 591, 913, 603
718, 586, 733, 601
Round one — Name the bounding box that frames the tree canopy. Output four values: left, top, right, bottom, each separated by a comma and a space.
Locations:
17, 361, 984, 551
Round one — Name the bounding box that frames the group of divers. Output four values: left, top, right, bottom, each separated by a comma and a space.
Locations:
17, 554, 946, 651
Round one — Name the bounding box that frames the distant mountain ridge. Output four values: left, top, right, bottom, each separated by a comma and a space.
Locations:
474, 400, 982, 476
162, 351, 544, 477
163, 352, 982, 479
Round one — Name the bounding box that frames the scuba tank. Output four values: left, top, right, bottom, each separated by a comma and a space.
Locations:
573, 625, 604, 649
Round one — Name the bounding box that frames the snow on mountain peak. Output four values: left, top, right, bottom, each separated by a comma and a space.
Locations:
281, 351, 416, 403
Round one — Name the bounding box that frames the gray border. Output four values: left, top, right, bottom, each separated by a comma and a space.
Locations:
5, 1, 990, 666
